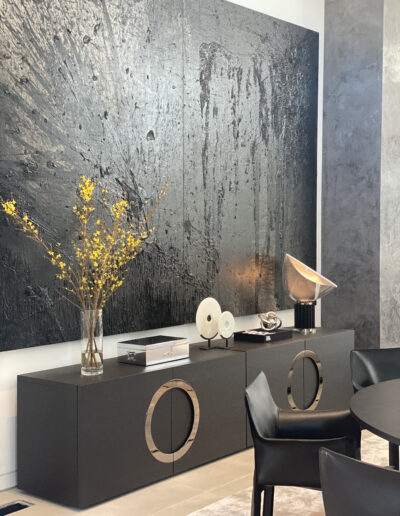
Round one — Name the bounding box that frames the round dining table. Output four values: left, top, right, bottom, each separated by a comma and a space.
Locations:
350, 378, 400, 469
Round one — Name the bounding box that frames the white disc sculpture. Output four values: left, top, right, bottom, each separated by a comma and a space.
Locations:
196, 297, 222, 349
218, 311, 235, 339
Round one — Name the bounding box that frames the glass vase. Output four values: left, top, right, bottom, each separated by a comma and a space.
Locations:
81, 309, 103, 376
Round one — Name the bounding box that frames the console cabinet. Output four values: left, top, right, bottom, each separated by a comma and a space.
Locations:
17, 328, 354, 507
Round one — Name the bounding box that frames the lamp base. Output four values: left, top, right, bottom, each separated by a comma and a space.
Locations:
298, 328, 317, 335
294, 302, 316, 333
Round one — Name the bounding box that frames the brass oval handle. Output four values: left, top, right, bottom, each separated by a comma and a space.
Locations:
145, 379, 200, 463
287, 350, 323, 411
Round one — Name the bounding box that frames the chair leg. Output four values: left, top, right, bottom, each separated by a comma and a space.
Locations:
389, 442, 399, 470
356, 435, 361, 460
262, 486, 274, 516
251, 480, 263, 516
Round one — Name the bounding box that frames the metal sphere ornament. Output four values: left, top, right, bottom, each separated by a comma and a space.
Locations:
258, 311, 282, 331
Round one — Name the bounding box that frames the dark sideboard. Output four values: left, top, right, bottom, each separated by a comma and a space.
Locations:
17, 328, 354, 508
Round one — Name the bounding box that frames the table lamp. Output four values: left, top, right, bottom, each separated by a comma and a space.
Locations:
283, 254, 337, 334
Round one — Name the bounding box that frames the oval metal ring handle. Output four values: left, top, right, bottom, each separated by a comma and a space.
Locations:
145, 379, 200, 463
287, 350, 323, 411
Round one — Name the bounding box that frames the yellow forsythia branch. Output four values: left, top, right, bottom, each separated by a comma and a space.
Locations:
0, 176, 167, 312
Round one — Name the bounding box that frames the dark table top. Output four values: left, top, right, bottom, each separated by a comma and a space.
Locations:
350, 379, 400, 445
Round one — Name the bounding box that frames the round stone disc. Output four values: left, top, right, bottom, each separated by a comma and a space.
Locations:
195, 297, 222, 339
218, 311, 235, 339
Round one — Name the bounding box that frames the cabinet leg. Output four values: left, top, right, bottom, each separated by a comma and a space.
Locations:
389, 442, 399, 470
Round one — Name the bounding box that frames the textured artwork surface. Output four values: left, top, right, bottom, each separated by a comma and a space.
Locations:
0, 0, 317, 351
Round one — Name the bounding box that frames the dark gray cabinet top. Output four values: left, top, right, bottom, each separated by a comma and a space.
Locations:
19, 344, 242, 386
19, 328, 353, 387
230, 327, 353, 352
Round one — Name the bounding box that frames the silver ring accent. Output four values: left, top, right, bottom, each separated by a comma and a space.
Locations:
287, 350, 323, 411
145, 379, 200, 463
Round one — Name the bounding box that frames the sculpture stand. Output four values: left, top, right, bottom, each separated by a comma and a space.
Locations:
199, 334, 218, 351
214, 337, 233, 350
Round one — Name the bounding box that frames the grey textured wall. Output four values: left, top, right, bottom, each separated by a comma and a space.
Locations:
0, 0, 317, 351
380, 0, 400, 347
322, 0, 383, 348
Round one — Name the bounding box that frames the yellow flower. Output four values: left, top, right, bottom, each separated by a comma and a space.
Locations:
111, 199, 128, 219
2, 200, 16, 215
79, 177, 95, 203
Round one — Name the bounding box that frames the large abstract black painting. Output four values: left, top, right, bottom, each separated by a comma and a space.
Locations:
0, 0, 318, 350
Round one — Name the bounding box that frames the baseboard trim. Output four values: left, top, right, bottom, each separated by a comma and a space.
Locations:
0, 470, 17, 491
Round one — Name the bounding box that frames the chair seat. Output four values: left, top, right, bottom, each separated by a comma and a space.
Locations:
277, 409, 360, 440
254, 434, 359, 488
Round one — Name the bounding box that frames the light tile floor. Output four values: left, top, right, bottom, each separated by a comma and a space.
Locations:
0, 449, 254, 516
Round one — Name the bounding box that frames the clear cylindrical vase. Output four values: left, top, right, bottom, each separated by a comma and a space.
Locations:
81, 309, 103, 376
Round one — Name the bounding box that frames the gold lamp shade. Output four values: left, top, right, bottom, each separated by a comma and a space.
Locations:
283, 254, 337, 303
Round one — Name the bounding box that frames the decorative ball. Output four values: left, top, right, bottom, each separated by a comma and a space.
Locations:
258, 311, 282, 331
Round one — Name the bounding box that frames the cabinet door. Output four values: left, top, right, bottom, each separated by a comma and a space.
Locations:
305, 330, 354, 411
171, 351, 247, 474
18, 378, 79, 507
78, 368, 173, 508
246, 341, 305, 445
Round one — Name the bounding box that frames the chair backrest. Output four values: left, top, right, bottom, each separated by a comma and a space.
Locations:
245, 371, 278, 439
320, 448, 400, 516
350, 348, 400, 392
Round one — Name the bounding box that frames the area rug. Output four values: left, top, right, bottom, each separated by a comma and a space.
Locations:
188, 432, 388, 516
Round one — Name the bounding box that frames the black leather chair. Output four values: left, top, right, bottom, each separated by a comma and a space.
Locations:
245, 372, 361, 516
351, 348, 400, 468
351, 348, 400, 391
320, 448, 400, 516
